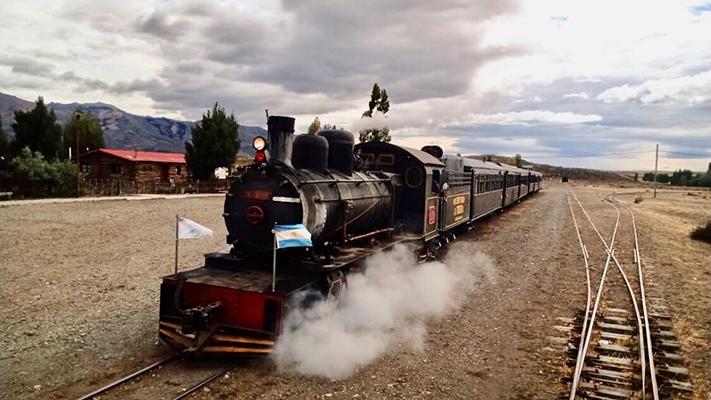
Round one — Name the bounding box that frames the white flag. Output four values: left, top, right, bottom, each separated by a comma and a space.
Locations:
177, 217, 213, 240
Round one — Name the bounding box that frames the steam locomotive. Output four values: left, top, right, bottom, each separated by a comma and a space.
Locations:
158, 116, 542, 355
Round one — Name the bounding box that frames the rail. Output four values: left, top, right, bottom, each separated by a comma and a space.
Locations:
567, 189, 621, 400
611, 194, 660, 400
74, 352, 181, 400
73, 350, 237, 400
567, 189, 662, 400
596, 193, 646, 398
564, 190, 592, 398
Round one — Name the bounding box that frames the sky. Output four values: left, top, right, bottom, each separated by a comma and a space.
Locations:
1, 0, 710, 171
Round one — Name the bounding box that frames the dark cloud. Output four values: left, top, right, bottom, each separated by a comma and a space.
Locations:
0, 56, 54, 77
238, 0, 519, 101
53, 0, 518, 120
135, 9, 189, 39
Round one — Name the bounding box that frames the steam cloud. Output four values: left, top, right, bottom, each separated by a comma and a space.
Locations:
272, 243, 495, 379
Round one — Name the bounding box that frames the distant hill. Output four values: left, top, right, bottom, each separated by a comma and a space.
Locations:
467, 154, 632, 182
0, 92, 264, 155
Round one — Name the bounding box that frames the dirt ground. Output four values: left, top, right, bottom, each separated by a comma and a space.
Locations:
0, 185, 707, 400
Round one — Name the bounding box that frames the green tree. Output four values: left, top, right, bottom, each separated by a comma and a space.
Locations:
12, 96, 63, 160
633, 172, 639, 182
307, 117, 321, 135
0, 116, 8, 160
514, 154, 522, 168
0, 116, 11, 188
359, 83, 391, 143
656, 173, 670, 184
62, 112, 105, 158
698, 163, 711, 188
185, 103, 240, 181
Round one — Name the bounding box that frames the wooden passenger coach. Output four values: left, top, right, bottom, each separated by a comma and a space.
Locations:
359, 145, 543, 244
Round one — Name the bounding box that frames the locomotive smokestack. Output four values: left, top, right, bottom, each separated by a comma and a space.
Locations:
267, 116, 295, 166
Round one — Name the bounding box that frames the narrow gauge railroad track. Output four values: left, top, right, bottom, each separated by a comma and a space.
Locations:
563, 189, 692, 399
605, 192, 692, 397
74, 351, 238, 400
564, 189, 654, 400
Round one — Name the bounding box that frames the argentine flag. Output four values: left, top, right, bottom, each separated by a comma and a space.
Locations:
274, 224, 313, 249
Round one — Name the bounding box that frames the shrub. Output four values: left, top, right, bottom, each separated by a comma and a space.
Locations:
690, 221, 711, 244
8, 147, 76, 197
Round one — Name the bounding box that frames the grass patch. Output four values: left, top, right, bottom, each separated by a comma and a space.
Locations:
690, 221, 711, 244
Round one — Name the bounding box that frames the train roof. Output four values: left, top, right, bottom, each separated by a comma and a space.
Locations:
460, 156, 509, 172
445, 154, 543, 175
400, 146, 445, 166
358, 142, 445, 167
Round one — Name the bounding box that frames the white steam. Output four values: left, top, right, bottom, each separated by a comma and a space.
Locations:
351, 111, 390, 132
272, 243, 495, 379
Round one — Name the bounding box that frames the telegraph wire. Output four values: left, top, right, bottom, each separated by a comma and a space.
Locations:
659, 150, 711, 158
522, 149, 710, 160
525, 149, 656, 159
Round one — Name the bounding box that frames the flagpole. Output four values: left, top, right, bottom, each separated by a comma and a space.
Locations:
174, 215, 179, 275
272, 222, 277, 292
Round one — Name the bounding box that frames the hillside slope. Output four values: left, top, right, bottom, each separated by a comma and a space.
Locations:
0, 92, 265, 155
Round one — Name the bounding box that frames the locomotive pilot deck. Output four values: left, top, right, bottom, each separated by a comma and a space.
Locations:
158, 232, 425, 355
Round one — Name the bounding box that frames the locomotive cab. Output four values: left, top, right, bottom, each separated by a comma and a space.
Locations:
357, 142, 444, 239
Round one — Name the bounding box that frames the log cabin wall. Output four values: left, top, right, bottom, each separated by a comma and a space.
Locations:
133, 162, 189, 183
79, 152, 188, 184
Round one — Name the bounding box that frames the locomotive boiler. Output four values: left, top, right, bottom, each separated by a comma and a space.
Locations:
224, 116, 396, 256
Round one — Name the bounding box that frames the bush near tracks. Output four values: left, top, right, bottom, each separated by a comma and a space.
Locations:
690, 221, 711, 243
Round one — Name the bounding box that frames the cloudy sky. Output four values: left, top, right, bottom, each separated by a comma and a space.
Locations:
1, 0, 710, 171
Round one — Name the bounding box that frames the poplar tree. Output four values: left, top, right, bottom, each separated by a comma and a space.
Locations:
307, 117, 321, 135
359, 83, 391, 143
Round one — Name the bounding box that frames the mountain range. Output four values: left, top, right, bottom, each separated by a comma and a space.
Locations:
0, 92, 264, 155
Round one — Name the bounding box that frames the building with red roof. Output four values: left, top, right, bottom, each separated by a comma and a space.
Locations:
79, 148, 188, 184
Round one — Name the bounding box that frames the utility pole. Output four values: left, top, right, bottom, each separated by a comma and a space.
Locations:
653, 144, 659, 198
74, 111, 82, 198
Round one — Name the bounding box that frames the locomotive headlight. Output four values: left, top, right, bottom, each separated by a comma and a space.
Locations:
253, 136, 267, 151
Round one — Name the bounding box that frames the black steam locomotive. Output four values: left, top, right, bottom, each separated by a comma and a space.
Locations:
158, 116, 542, 355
